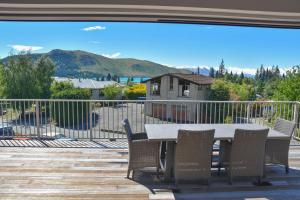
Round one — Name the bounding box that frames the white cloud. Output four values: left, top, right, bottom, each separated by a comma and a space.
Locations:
102, 52, 121, 58
82, 26, 106, 31
8, 44, 43, 52
229, 66, 295, 75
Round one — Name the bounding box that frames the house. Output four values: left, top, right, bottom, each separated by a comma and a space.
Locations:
143, 73, 213, 122
53, 77, 122, 100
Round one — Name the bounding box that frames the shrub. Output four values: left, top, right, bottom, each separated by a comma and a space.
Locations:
124, 84, 146, 100
102, 85, 122, 100
51, 88, 91, 100
51, 82, 91, 128
50, 81, 74, 94
209, 79, 230, 101
224, 116, 233, 124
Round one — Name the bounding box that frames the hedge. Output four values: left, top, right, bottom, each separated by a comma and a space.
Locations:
51, 88, 91, 128
124, 84, 146, 100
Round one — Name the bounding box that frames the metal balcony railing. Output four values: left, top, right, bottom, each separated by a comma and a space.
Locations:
0, 99, 298, 141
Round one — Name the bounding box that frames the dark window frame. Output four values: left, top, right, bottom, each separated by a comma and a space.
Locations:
178, 79, 190, 97
151, 79, 161, 95
169, 76, 174, 91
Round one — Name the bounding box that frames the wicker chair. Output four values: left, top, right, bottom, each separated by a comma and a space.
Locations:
174, 129, 215, 184
122, 119, 161, 179
221, 129, 269, 184
265, 118, 296, 174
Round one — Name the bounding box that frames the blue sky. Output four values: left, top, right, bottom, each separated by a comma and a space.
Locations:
0, 21, 300, 74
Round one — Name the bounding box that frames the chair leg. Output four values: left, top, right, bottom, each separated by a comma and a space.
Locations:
218, 163, 221, 175
257, 176, 262, 185
132, 170, 135, 179
156, 167, 160, 179
206, 179, 210, 186
127, 169, 131, 179
229, 176, 233, 185
285, 165, 289, 174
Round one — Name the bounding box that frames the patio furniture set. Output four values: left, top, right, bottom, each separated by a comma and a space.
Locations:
122, 118, 296, 184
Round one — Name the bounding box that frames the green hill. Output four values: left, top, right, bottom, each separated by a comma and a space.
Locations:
2, 49, 189, 78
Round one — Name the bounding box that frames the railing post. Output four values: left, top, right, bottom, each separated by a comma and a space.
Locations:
89, 102, 93, 141
246, 103, 251, 123
293, 103, 299, 123
35, 100, 41, 138
196, 103, 199, 123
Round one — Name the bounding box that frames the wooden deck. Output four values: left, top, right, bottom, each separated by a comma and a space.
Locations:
1, 140, 300, 200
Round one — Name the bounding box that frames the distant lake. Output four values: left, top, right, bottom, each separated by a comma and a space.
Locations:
119, 76, 150, 84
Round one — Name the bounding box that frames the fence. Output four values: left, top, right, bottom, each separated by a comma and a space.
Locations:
0, 99, 298, 140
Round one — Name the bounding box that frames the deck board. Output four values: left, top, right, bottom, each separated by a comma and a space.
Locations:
1, 140, 300, 199
0, 144, 148, 200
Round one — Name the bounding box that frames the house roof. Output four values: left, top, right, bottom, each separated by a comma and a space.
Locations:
142, 73, 213, 85
53, 77, 120, 89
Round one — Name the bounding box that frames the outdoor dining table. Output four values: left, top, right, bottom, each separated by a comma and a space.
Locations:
144, 123, 290, 181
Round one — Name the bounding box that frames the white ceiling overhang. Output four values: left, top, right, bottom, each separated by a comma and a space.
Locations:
0, 0, 300, 28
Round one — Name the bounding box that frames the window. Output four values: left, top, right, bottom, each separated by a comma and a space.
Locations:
169, 77, 173, 90
151, 79, 161, 95
179, 79, 190, 97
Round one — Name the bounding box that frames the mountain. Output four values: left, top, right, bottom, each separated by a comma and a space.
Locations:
184, 67, 255, 78
1, 49, 189, 78
183, 67, 210, 76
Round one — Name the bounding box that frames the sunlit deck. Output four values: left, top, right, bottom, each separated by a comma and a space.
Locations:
1, 140, 300, 200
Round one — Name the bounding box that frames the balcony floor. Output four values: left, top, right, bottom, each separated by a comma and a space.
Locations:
1, 140, 300, 200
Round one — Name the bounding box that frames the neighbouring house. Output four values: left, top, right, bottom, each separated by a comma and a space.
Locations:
142, 73, 213, 122
53, 77, 122, 100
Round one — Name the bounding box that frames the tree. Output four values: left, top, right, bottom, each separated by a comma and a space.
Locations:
126, 77, 131, 85
112, 75, 119, 82
50, 81, 74, 94
106, 73, 112, 81
101, 76, 105, 81
275, 66, 280, 77
217, 59, 226, 78
255, 69, 259, 80
0, 52, 39, 99
0, 52, 55, 99
273, 66, 300, 101
35, 56, 55, 99
0, 52, 55, 118
209, 67, 215, 78
224, 71, 231, 81
263, 79, 279, 98
209, 79, 230, 101
240, 71, 244, 79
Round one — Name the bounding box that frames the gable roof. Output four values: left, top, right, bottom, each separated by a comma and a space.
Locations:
142, 73, 213, 85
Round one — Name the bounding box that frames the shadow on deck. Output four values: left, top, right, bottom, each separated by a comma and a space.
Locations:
0, 139, 128, 149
